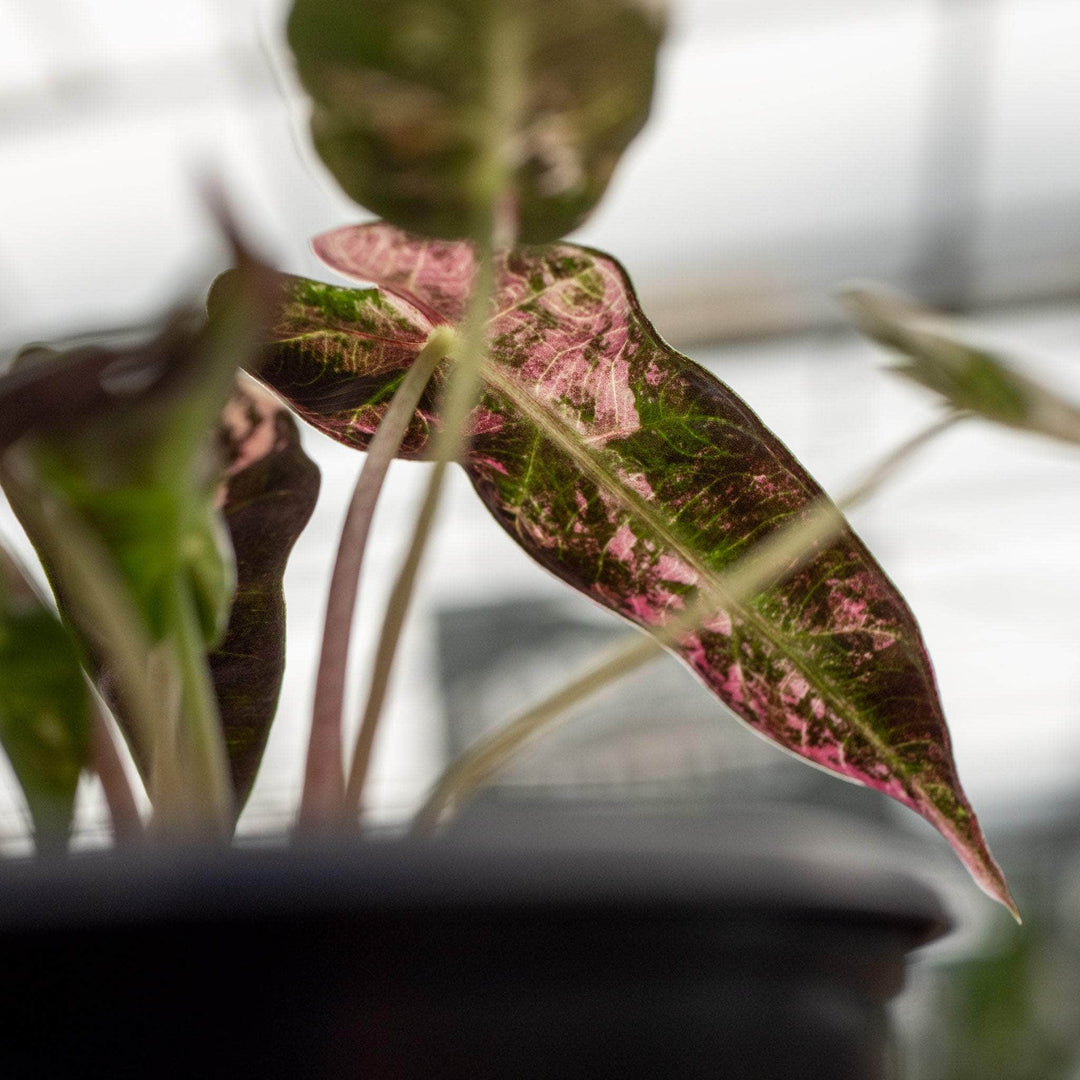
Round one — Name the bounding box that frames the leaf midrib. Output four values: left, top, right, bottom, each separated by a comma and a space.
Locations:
280, 326, 429, 350
479, 360, 913, 792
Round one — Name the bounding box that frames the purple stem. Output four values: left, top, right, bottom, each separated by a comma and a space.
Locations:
298, 327, 455, 831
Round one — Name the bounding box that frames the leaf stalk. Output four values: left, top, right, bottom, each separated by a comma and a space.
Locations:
0, 456, 233, 838
88, 692, 144, 845
343, 244, 497, 821
299, 326, 456, 829
341, 11, 523, 823
164, 574, 233, 838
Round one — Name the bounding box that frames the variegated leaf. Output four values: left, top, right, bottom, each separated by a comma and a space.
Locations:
210, 223, 1014, 915
286, 0, 664, 242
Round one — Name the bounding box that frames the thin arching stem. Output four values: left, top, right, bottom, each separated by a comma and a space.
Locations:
165, 575, 234, 838
298, 327, 455, 830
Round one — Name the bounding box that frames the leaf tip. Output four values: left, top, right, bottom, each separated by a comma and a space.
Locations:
941, 815, 1020, 923
977, 860, 1022, 924
834, 280, 923, 347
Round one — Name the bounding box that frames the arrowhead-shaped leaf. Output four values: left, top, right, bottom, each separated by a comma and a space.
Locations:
286, 0, 664, 242
211, 382, 321, 812
0, 546, 91, 849
213, 223, 1014, 914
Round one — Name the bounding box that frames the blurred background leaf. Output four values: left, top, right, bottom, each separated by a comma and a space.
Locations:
5, 316, 238, 647
842, 286, 1080, 448
0, 546, 90, 850
286, 0, 664, 241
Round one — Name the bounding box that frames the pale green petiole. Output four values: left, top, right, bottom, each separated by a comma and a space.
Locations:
343, 244, 497, 820
342, 11, 523, 822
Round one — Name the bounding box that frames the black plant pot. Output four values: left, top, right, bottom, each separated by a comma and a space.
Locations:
0, 806, 947, 1079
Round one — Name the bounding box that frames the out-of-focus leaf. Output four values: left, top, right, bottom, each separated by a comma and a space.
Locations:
210, 382, 320, 812
286, 0, 664, 242
4, 316, 239, 647
0, 346, 122, 455
1, 245, 275, 834
842, 285, 1080, 447
0, 546, 90, 849
211, 223, 1014, 915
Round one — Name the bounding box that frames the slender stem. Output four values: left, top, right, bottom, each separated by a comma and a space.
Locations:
343, 246, 496, 820
166, 575, 233, 838
88, 691, 144, 845
412, 411, 968, 833
342, 11, 523, 822
411, 636, 662, 835
298, 327, 455, 830
834, 410, 966, 506
145, 642, 184, 833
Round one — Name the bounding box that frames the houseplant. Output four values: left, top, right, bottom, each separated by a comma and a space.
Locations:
8, 0, 1078, 1073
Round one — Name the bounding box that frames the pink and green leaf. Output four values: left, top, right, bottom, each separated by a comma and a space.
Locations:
212, 223, 1015, 915
207, 272, 439, 458
286, 0, 664, 243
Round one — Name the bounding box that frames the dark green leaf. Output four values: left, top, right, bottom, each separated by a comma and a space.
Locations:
286, 0, 664, 242
210, 382, 321, 812
0, 547, 91, 849
218, 223, 1014, 915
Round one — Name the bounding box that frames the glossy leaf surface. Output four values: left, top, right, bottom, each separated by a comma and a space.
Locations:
0, 547, 90, 849
286, 0, 664, 242
211, 382, 321, 811
215, 223, 1013, 913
